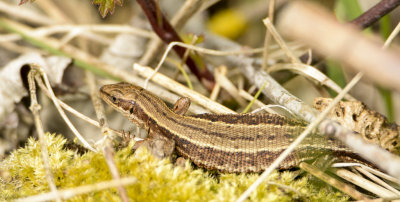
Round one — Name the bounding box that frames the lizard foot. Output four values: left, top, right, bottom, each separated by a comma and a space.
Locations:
133, 137, 175, 159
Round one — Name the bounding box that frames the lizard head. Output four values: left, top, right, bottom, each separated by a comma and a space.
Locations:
99, 82, 149, 129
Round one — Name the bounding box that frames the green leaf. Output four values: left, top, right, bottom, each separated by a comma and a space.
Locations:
92, 0, 123, 18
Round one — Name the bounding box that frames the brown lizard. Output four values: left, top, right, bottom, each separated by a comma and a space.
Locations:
100, 82, 364, 173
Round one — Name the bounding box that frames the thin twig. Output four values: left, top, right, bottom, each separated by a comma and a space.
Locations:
263, 18, 300, 64
35, 0, 72, 23
261, 0, 275, 69
35, 78, 100, 127
143, 41, 264, 88
136, 0, 215, 90
34, 77, 137, 140
210, 66, 224, 101
32, 65, 96, 151
27, 69, 61, 202
33, 24, 155, 39
213, 65, 247, 106
351, 0, 400, 29
85, 72, 129, 202
139, 0, 209, 65
267, 63, 355, 100
0, 17, 209, 114
204, 32, 318, 121
15, 177, 137, 202
0, 1, 54, 25
266, 181, 303, 196
383, 21, 400, 48
207, 28, 400, 178
102, 142, 129, 202
319, 118, 400, 179
135, 63, 234, 114
0, 40, 43, 54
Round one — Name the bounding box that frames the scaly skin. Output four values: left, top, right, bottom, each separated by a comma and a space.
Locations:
100, 82, 362, 173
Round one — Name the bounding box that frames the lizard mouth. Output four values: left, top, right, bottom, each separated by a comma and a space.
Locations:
99, 86, 110, 102
99, 85, 120, 106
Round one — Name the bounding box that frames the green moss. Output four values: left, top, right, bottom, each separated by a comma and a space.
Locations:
0, 133, 349, 201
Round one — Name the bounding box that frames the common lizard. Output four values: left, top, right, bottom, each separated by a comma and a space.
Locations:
100, 82, 363, 173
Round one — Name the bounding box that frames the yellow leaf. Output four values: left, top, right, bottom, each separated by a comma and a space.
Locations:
207, 9, 247, 39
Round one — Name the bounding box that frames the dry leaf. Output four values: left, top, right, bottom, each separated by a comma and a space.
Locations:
0, 53, 71, 122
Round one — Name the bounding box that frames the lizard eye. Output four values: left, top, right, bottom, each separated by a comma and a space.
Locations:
111, 96, 117, 103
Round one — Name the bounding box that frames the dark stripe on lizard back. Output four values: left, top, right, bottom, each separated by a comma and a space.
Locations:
140, 92, 303, 142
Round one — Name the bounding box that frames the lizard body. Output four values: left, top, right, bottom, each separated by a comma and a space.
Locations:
100, 82, 361, 173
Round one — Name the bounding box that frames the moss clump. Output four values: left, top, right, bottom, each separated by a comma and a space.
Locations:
0, 133, 349, 201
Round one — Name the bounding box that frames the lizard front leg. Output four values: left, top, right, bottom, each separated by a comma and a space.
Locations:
133, 97, 190, 159
132, 127, 175, 159
145, 125, 175, 158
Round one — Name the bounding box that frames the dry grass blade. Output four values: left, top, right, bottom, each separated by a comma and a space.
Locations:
143, 41, 264, 88
34, 0, 72, 23
334, 168, 398, 198
205, 21, 400, 189
261, 0, 275, 69
299, 162, 369, 200
32, 65, 96, 151
27, 69, 61, 202
85, 72, 129, 202
210, 66, 224, 101
319, 118, 400, 179
383, 21, 400, 49
214, 65, 247, 106
33, 74, 129, 139
333, 163, 400, 188
0, 17, 209, 114
250, 105, 289, 115
267, 63, 355, 100
0, 1, 54, 25
355, 167, 400, 196
205, 34, 319, 121
238, 89, 276, 114
263, 18, 300, 64
3, 1, 400, 201
135, 63, 234, 114
236, 72, 364, 202
34, 24, 155, 38
0, 24, 154, 44
15, 177, 138, 202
